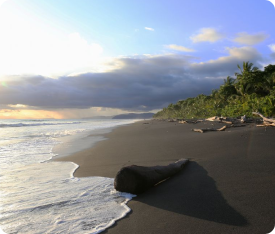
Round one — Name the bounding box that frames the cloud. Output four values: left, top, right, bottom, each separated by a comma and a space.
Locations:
0, 47, 263, 112
166, 44, 195, 52
233, 32, 269, 45
269, 44, 275, 59
269, 44, 275, 52
145, 27, 154, 31
0, 54, 218, 111
191, 46, 262, 76
190, 28, 225, 43
7, 104, 28, 108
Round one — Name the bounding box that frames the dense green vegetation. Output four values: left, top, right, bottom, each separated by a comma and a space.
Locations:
154, 62, 275, 119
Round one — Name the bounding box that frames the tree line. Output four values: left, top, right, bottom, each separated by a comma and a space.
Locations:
154, 62, 275, 119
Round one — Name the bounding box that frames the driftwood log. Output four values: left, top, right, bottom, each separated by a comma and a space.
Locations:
114, 159, 189, 194
206, 116, 219, 121
256, 123, 275, 127
253, 112, 275, 125
192, 125, 227, 133
168, 119, 177, 122
229, 124, 246, 128
178, 120, 203, 124
178, 120, 188, 124
206, 116, 248, 124
220, 120, 233, 124
206, 116, 232, 124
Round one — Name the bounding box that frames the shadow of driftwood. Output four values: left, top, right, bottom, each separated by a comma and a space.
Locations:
135, 161, 248, 226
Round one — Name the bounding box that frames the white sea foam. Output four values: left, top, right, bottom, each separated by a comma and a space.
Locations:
0, 121, 82, 128
0, 119, 139, 233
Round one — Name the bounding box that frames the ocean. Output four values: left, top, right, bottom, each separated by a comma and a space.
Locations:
0, 119, 138, 234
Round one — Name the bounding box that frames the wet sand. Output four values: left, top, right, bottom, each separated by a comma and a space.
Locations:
55, 120, 275, 234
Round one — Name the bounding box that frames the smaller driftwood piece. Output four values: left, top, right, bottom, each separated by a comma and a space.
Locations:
206, 115, 248, 124
114, 159, 189, 194
178, 120, 188, 124
192, 125, 227, 133
253, 112, 275, 127
178, 119, 203, 124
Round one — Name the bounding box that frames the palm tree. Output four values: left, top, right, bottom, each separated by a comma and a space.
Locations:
224, 76, 235, 85
235, 61, 259, 80
219, 76, 237, 99
263, 64, 275, 93
234, 61, 264, 96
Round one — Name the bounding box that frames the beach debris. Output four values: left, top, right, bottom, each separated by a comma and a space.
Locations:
229, 124, 246, 128
241, 115, 247, 123
178, 120, 188, 124
220, 119, 233, 124
168, 119, 177, 122
192, 125, 227, 133
256, 123, 275, 127
253, 112, 275, 127
206, 116, 248, 125
189, 120, 202, 124
206, 116, 219, 121
114, 159, 189, 194
192, 123, 247, 133
178, 119, 203, 124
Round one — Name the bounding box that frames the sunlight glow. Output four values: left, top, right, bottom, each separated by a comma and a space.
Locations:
1, 81, 7, 87
0, 6, 103, 77
0, 109, 64, 119
7, 104, 27, 108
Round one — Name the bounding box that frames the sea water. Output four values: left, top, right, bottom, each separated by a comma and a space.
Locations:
0, 119, 138, 234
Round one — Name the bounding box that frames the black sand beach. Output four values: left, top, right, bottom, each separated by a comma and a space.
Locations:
55, 120, 275, 234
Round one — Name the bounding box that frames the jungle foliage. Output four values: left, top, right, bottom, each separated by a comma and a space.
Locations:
154, 62, 275, 119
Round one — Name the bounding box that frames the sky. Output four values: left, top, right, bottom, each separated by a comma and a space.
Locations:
0, 0, 274, 119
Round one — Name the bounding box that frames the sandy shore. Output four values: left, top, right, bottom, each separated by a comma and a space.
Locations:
55, 120, 275, 234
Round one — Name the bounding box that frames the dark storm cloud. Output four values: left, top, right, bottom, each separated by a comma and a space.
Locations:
0, 50, 262, 111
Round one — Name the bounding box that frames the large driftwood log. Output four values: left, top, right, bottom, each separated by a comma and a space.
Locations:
114, 159, 189, 194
